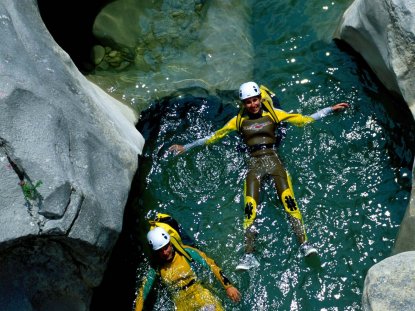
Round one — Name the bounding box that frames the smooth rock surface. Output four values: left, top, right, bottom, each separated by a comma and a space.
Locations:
0, 0, 144, 310
362, 251, 415, 311
335, 1, 415, 310
334, 0, 415, 115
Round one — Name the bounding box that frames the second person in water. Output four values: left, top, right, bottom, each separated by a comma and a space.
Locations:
169, 81, 349, 270
134, 227, 241, 310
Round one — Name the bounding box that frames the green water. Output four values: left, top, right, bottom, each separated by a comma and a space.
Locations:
90, 1, 414, 310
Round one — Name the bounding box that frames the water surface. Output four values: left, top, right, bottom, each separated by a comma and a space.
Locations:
91, 1, 414, 310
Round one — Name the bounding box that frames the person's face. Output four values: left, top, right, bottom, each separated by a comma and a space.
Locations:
243, 96, 261, 114
157, 242, 174, 261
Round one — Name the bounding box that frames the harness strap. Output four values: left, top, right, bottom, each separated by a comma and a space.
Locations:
249, 143, 275, 153
236, 105, 245, 132
179, 279, 196, 291
170, 236, 193, 262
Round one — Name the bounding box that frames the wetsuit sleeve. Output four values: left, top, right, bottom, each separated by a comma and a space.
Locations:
183, 117, 237, 151
273, 106, 334, 126
185, 246, 233, 290
309, 107, 333, 120
134, 267, 157, 311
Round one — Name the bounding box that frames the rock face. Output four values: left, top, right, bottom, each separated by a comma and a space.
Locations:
0, 1, 144, 310
362, 251, 415, 311
335, 1, 415, 309
334, 0, 415, 115
375, 159, 415, 311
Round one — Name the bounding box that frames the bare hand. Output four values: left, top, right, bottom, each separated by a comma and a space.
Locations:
332, 102, 349, 111
168, 144, 186, 155
226, 286, 241, 303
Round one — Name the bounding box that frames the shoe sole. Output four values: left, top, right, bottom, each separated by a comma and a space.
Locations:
235, 262, 260, 270
304, 250, 318, 257
235, 265, 250, 271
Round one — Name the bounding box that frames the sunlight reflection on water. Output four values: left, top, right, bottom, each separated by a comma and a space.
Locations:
91, 1, 413, 310
134, 83, 411, 309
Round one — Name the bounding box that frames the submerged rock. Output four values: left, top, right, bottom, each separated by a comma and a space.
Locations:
89, 0, 255, 108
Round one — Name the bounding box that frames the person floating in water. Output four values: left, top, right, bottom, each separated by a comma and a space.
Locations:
169, 81, 349, 270
134, 227, 241, 310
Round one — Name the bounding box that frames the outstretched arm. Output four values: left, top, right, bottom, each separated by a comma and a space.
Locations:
168, 139, 204, 155
168, 144, 186, 155
134, 268, 157, 311
168, 116, 238, 155
273, 101, 349, 126
331, 102, 349, 111
186, 246, 241, 303
226, 286, 242, 302
309, 102, 349, 121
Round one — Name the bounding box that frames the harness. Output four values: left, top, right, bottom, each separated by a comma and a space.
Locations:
248, 143, 276, 153
148, 214, 231, 295
179, 279, 197, 291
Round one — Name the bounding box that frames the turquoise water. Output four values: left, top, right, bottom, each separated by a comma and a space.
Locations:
90, 1, 414, 310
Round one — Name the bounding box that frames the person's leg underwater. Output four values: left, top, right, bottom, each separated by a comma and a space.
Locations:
236, 170, 261, 270
275, 170, 318, 257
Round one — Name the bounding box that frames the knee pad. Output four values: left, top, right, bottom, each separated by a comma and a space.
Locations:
281, 188, 302, 220
243, 196, 257, 229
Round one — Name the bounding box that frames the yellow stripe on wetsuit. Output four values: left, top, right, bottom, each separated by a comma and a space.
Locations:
243, 194, 257, 229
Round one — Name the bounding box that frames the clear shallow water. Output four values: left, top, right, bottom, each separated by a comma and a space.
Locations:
91, 1, 414, 310
131, 87, 411, 311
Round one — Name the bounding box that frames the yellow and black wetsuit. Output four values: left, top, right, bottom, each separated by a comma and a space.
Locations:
183, 88, 334, 252
134, 245, 233, 311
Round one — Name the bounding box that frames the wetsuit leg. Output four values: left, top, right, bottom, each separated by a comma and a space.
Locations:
269, 156, 308, 245
243, 167, 260, 253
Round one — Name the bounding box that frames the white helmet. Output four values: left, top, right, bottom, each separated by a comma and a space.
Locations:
147, 227, 170, 251
239, 82, 260, 100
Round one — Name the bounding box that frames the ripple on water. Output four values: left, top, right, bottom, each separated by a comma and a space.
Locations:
92, 1, 412, 310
